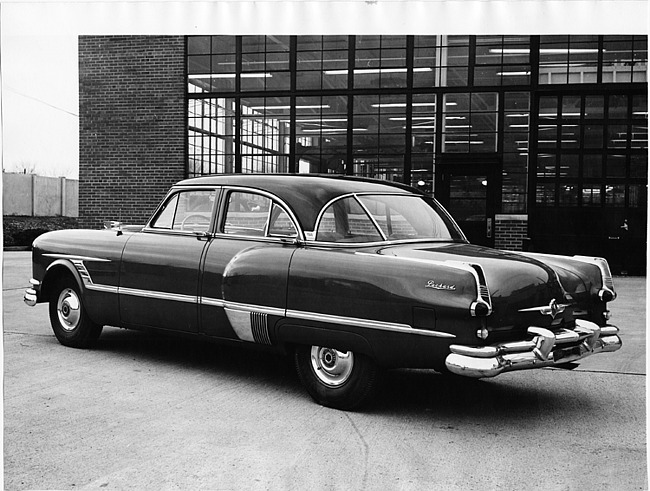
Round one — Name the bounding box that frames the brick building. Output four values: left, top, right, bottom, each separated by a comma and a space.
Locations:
78, 35, 648, 273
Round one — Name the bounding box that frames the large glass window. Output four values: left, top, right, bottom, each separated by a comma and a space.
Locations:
294, 95, 349, 174
442, 92, 498, 152
475, 36, 531, 86
188, 36, 237, 93
413, 36, 438, 88
534, 91, 647, 208
297, 36, 349, 90
188, 97, 236, 176
603, 36, 648, 83
352, 94, 407, 181
442, 36, 469, 87
410, 93, 437, 193
353, 35, 408, 89
185, 34, 646, 224
539, 35, 599, 84
240, 97, 291, 173
502, 92, 530, 212
241, 36, 291, 91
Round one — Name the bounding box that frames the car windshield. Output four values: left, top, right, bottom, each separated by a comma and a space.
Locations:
315, 194, 465, 244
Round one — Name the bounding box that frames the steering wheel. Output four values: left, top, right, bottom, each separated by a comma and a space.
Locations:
180, 214, 211, 231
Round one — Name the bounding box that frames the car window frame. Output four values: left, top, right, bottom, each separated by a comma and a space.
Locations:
215, 186, 305, 243
144, 186, 221, 236
311, 192, 467, 247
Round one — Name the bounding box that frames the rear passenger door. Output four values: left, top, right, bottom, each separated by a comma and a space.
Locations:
200, 188, 300, 341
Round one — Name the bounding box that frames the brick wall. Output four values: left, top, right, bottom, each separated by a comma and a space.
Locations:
494, 214, 528, 251
78, 36, 186, 229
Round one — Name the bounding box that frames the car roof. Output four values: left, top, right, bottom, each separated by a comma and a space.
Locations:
173, 174, 420, 231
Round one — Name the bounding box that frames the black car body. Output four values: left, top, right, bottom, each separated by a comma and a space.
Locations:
25, 175, 621, 409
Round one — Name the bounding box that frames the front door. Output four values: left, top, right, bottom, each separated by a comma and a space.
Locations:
435, 164, 497, 247
119, 188, 218, 332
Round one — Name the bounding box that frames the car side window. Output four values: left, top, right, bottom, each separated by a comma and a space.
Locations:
151, 194, 179, 229
315, 197, 383, 243
222, 191, 298, 239
223, 192, 272, 236
150, 190, 216, 232
268, 203, 298, 237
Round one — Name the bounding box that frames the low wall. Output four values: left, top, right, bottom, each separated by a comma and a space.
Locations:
3, 173, 78, 217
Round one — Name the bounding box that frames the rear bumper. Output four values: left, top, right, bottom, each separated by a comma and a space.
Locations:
24, 279, 41, 307
445, 319, 621, 378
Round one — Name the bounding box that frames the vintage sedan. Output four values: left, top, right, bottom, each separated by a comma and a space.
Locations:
24, 175, 621, 410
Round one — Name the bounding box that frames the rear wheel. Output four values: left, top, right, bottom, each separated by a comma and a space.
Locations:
49, 277, 103, 348
294, 345, 381, 410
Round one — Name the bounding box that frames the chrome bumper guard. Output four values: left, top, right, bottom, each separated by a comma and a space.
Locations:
445, 319, 621, 378
24, 279, 40, 307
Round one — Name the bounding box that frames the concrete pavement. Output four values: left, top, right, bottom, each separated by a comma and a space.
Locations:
3, 251, 647, 490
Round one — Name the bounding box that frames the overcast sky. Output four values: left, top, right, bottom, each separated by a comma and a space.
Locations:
1, 1, 647, 180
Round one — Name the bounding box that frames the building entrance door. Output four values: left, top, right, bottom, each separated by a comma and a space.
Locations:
435, 164, 497, 248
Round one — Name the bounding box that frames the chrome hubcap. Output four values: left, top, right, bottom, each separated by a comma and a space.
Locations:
57, 288, 81, 331
310, 346, 354, 387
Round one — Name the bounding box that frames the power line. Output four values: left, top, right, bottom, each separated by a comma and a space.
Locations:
5, 86, 78, 118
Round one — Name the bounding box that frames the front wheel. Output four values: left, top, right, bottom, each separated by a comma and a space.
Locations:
49, 277, 103, 348
294, 345, 381, 410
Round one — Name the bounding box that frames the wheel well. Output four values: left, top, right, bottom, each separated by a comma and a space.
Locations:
275, 323, 375, 359
41, 265, 80, 303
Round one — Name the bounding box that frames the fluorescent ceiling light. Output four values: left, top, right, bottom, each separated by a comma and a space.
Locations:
496, 71, 531, 76
296, 118, 347, 123
489, 48, 600, 55
324, 67, 432, 75
389, 117, 436, 121
539, 112, 581, 117
445, 125, 471, 129
302, 128, 368, 133
250, 105, 331, 110
509, 124, 529, 128
445, 141, 485, 145
371, 102, 436, 108
538, 140, 578, 143
191, 73, 272, 79
541, 48, 600, 54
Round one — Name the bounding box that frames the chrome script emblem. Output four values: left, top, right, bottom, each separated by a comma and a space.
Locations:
519, 299, 567, 319
426, 280, 456, 291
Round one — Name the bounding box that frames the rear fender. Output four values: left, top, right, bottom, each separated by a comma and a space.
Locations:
275, 322, 374, 358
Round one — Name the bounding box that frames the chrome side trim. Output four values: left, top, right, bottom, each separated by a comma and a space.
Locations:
285, 309, 456, 338
46, 256, 119, 293
119, 287, 197, 304
43, 253, 111, 262
86, 284, 119, 294
201, 297, 226, 308
251, 312, 272, 345
201, 297, 285, 316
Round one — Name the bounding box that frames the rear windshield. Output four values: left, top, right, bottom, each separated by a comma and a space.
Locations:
315, 194, 464, 244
